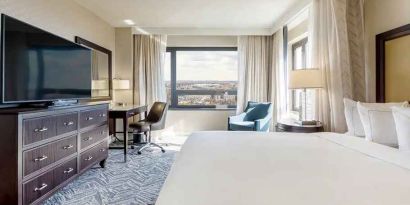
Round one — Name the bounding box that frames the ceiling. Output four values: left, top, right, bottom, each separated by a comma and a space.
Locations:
75, 0, 305, 31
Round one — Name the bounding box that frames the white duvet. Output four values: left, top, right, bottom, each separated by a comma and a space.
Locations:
156, 131, 410, 205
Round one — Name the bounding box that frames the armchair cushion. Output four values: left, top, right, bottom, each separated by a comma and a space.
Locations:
228, 112, 247, 123
244, 103, 271, 121
229, 121, 255, 131
245, 101, 259, 112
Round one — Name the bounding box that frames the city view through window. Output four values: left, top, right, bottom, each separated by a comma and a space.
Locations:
165, 49, 238, 108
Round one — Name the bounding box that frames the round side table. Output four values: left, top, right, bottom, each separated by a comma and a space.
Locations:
275, 120, 324, 133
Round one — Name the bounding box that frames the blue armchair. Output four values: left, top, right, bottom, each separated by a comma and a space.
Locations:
228, 101, 273, 132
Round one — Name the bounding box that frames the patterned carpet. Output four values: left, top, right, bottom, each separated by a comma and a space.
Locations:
42, 148, 177, 205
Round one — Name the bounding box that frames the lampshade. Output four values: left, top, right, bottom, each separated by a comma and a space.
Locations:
92, 79, 109, 90
112, 79, 130, 90
288, 69, 323, 89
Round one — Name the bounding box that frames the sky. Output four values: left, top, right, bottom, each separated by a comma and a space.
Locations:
164, 51, 238, 81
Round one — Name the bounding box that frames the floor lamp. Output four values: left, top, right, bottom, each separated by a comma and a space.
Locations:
288, 69, 323, 125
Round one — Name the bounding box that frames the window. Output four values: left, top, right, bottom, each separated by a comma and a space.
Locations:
291, 38, 308, 113
165, 47, 238, 109
290, 37, 315, 120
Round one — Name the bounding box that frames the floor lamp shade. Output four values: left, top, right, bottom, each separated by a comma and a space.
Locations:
288, 69, 323, 89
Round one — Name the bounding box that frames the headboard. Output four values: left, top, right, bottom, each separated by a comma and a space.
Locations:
376, 24, 410, 103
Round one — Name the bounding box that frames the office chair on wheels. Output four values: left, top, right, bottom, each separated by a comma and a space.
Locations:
129, 102, 168, 154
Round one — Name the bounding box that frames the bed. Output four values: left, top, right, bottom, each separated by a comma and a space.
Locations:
156, 131, 410, 205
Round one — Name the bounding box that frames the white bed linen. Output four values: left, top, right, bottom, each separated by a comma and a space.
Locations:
156, 131, 410, 205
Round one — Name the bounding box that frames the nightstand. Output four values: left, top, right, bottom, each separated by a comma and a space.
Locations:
275, 119, 324, 133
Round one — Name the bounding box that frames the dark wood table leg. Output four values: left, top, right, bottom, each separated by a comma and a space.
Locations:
112, 118, 116, 139
123, 116, 128, 162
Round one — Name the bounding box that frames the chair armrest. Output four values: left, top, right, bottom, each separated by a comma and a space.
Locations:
228, 113, 247, 131
254, 115, 272, 131
228, 113, 247, 122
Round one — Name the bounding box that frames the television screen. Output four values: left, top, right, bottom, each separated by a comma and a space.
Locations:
1, 14, 92, 103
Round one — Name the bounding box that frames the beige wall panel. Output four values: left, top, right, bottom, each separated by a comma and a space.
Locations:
385, 35, 410, 102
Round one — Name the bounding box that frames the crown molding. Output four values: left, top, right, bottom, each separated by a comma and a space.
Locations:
130, 27, 273, 36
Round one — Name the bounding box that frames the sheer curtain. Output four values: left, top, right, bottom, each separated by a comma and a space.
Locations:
133, 34, 167, 107
272, 30, 287, 124
308, 0, 365, 132
237, 32, 285, 127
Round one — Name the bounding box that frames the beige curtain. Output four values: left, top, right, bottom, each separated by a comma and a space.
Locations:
309, 0, 366, 132
237, 36, 273, 113
133, 34, 167, 107
237, 33, 285, 126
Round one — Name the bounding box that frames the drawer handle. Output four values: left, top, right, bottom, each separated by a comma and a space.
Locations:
84, 156, 93, 161
63, 167, 74, 174
64, 121, 74, 126
34, 155, 48, 162
99, 113, 106, 117
34, 183, 48, 192
100, 148, 105, 152
34, 127, 48, 132
84, 137, 93, 141
86, 117, 94, 121
63, 144, 74, 150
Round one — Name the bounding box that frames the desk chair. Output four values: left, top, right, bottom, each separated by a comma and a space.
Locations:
129, 102, 168, 154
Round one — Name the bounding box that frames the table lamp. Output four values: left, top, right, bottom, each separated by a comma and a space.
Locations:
112, 79, 130, 106
288, 69, 323, 125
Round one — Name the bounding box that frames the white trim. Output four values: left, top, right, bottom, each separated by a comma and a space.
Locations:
131, 27, 272, 36
271, 0, 312, 33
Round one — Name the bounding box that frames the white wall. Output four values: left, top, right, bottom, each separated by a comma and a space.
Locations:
167, 35, 237, 47
114, 28, 134, 105
288, 19, 308, 44
157, 110, 235, 137
0, 0, 115, 54
364, 0, 410, 102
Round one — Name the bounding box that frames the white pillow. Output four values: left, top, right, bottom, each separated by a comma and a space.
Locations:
357, 102, 407, 147
343, 98, 365, 137
392, 107, 410, 151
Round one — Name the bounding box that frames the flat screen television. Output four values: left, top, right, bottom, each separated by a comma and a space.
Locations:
1, 14, 92, 104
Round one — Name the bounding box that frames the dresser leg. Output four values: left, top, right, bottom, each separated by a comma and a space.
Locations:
99, 159, 107, 168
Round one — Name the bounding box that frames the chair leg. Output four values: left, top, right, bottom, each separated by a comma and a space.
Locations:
137, 143, 151, 154
150, 142, 165, 153
137, 130, 166, 154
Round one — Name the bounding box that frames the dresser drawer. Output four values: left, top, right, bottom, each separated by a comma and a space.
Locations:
23, 116, 57, 145
53, 158, 77, 187
56, 112, 78, 135
54, 135, 77, 162
23, 170, 54, 205
24, 143, 55, 176
80, 141, 108, 171
79, 108, 107, 128
80, 125, 108, 150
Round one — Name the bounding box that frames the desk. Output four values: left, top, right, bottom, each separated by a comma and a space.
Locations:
109, 105, 147, 162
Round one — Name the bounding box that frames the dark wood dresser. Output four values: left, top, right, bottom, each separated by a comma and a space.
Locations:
0, 103, 109, 205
